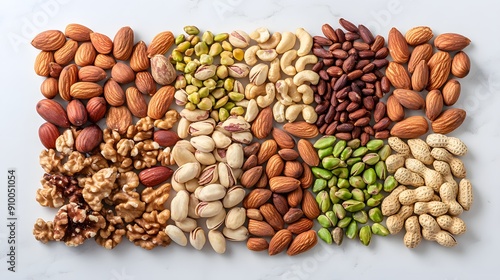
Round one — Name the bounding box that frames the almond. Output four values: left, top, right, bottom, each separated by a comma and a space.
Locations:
427, 51, 452, 90
104, 79, 125, 106
94, 54, 116, 70
70, 82, 103, 99
283, 121, 319, 138
66, 99, 88, 127
247, 237, 269, 252
242, 154, 258, 171
36, 99, 70, 128
385, 62, 411, 89
297, 139, 319, 167
386, 95, 405, 121
299, 162, 314, 189
272, 128, 295, 149
106, 106, 132, 134
65, 23, 93, 41
240, 166, 263, 188
38, 122, 60, 149
286, 230, 317, 256
256, 173, 268, 189
388, 27, 410, 63
244, 142, 260, 157
111, 62, 135, 84
113, 26, 134, 61
251, 106, 273, 139
408, 43, 433, 73
147, 86, 175, 119
259, 203, 284, 231
272, 194, 289, 216
434, 33, 471, 52
411, 60, 429, 92
75, 42, 97, 67
283, 161, 303, 179
34, 51, 53, 77
268, 229, 292, 256
283, 208, 303, 224
135, 71, 157, 95
451, 51, 470, 78
301, 190, 320, 219
425, 89, 444, 121
392, 89, 425, 110
90, 32, 113, 54
243, 189, 272, 209
286, 218, 313, 235
269, 176, 300, 193
431, 108, 466, 134
86, 97, 107, 123
75, 125, 102, 153
138, 166, 174, 187
54, 39, 78, 65
129, 41, 150, 72
31, 30, 66, 51
278, 149, 299, 161
40, 77, 58, 99
287, 186, 303, 207
125, 86, 147, 118
153, 130, 179, 147
405, 26, 433, 45
442, 79, 461, 106
48, 62, 62, 78
390, 116, 429, 138
147, 31, 174, 58
257, 139, 277, 164
266, 154, 284, 179
78, 65, 107, 82
248, 219, 275, 237
58, 64, 78, 101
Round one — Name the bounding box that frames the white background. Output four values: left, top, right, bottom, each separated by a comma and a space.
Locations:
0, 0, 499, 279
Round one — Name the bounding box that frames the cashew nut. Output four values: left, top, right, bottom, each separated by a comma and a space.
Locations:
244, 83, 266, 100
235, 99, 249, 108
276, 31, 296, 54
293, 70, 320, 86
268, 57, 281, 83
256, 49, 278, 62
280, 50, 297, 76
295, 54, 318, 72
249, 27, 270, 44
296, 28, 313, 56
257, 83, 276, 108
302, 105, 318, 124
259, 32, 281, 50
298, 84, 314, 104
275, 80, 293, 105
244, 99, 259, 122
244, 45, 260, 66
285, 104, 305, 122
272, 101, 285, 123
285, 78, 301, 103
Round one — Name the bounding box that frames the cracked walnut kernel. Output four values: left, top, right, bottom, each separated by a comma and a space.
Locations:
141, 183, 171, 212
82, 167, 118, 211
33, 218, 55, 243
95, 210, 126, 249
55, 129, 74, 156
126, 209, 170, 250
112, 190, 146, 223
39, 149, 64, 173
154, 110, 179, 130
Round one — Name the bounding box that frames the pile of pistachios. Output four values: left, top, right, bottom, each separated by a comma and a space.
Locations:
311, 136, 396, 246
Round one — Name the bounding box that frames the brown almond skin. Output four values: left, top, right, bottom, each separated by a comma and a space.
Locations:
113, 26, 134, 60
86, 97, 107, 123
392, 89, 425, 110
36, 99, 70, 128
408, 43, 433, 73
59, 64, 78, 101
431, 109, 466, 134
104, 79, 125, 106
302, 191, 320, 219
442, 79, 461, 106
260, 203, 284, 231
74, 42, 97, 67
287, 218, 313, 235
34, 51, 53, 77
65, 23, 93, 41
243, 189, 272, 209
153, 130, 180, 147
272, 194, 289, 215
125, 86, 148, 118
251, 106, 273, 139
411, 60, 429, 92
138, 166, 174, 187
111, 62, 135, 84
148, 86, 175, 120
287, 186, 303, 207
386, 62, 411, 89
427, 51, 452, 90
297, 139, 320, 167
54, 39, 78, 65
390, 116, 429, 138
248, 219, 275, 237
388, 27, 410, 63
31, 30, 66, 51
106, 106, 132, 135
386, 95, 405, 122
247, 238, 269, 252
38, 122, 60, 149
40, 77, 58, 99
269, 177, 300, 193
90, 32, 113, 54
434, 33, 471, 52
266, 154, 284, 179
425, 90, 444, 121
283, 122, 319, 138
286, 230, 318, 256
240, 166, 263, 188
130, 41, 150, 72
75, 125, 103, 153
272, 128, 295, 149
452, 51, 470, 78
147, 31, 174, 58
268, 229, 293, 256
257, 139, 278, 165
299, 162, 314, 189
67, 99, 88, 127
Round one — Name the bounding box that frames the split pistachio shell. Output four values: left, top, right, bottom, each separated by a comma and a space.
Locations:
190, 227, 206, 250
195, 183, 227, 201
222, 226, 249, 241
195, 201, 224, 218
172, 145, 197, 166
206, 209, 226, 230
165, 225, 188, 246
212, 130, 232, 149
231, 131, 253, 144
208, 230, 226, 254
223, 186, 246, 208
180, 108, 210, 122
173, 162, 201, 183
198, 164, 219, 185
189, 118, 216, 136
190, 135, 216, 153
175, 217, 198, 233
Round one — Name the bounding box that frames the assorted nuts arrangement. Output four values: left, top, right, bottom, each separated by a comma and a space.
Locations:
32, 19, 473, 254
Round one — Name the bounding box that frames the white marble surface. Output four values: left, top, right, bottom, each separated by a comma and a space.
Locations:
0, 0, 499, 279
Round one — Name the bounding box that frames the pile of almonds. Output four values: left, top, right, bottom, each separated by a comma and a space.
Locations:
32, 20, 474, 254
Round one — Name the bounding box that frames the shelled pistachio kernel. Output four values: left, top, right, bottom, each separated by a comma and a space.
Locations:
312, 136, 393, 245
173, 26, 249, 114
